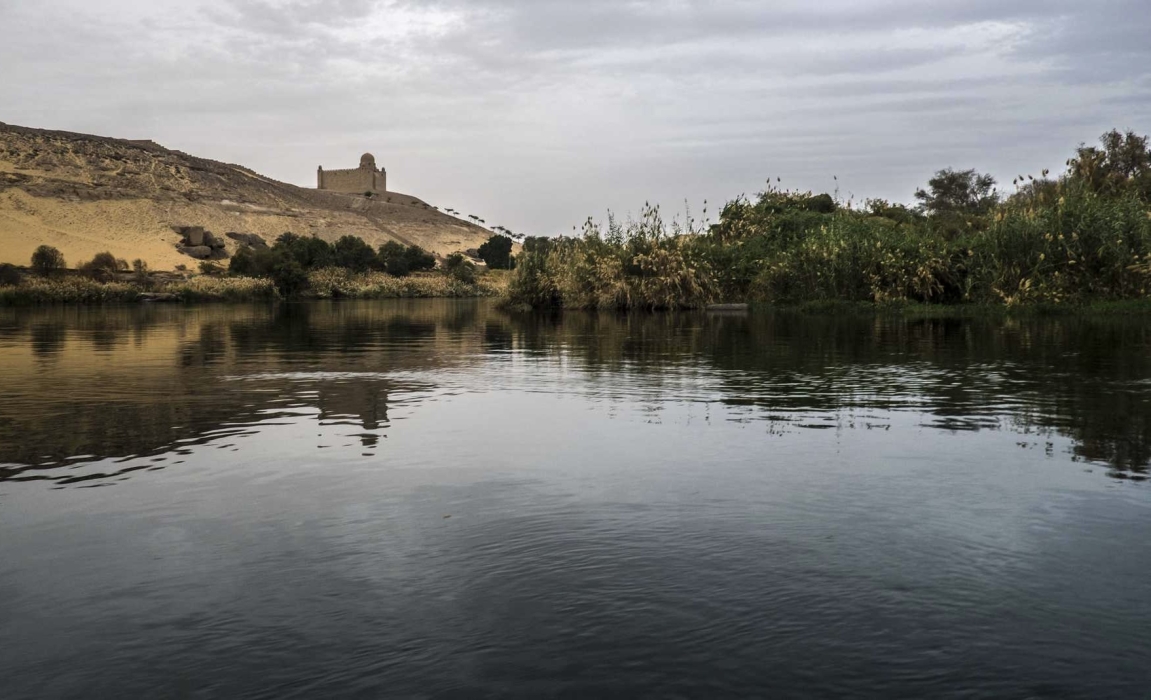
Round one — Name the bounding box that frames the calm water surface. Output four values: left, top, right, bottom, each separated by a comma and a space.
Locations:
1, 300, 1150, 698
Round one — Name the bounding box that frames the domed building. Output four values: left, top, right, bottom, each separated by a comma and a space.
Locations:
316, 152, 387, 195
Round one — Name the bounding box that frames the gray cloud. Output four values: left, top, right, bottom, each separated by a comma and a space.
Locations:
1, 0, 1148, 234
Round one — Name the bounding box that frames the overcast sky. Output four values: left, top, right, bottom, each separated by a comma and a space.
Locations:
2, 0, 1149, 235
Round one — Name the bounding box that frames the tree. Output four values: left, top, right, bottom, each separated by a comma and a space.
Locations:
404, 246, 436, 272
31, 245, 66, 276
271, 259, 309, 298
132, 259, 151, 286
865, 199, 922, 224
333, 235, 376, 271
1068, 129, 1151, 200
237, 247, 281, 277
478, 234, 514, 269
273, 233, 333, 269
522, 236, 553, 255
80, 252, 129, 280
377, 241, 410, 276
914, 168, 999, 217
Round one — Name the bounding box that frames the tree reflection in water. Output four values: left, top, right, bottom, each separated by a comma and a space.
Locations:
0, 300, 1148, 484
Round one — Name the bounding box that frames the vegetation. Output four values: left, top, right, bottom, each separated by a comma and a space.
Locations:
333, 235, 377, 272
443, 252, 477, 284
31, 245, 66, 276
505, 129, 1151, 310
2, 227, 509, 304
478, 234, 514, 269
506, 205, 714, 310
0, 263, 22, 286
307, 268, 500, 299
79, 252, 130, 282
377, 241, 436, 277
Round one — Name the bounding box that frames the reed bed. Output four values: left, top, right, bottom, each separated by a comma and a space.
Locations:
0, 270, 503, 305
307, 268, 503, 299
506, 182, 1151, 310
0, 277, 142, 305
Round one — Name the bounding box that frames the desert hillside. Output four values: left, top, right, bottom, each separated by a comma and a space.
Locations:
0, 122, 493, 270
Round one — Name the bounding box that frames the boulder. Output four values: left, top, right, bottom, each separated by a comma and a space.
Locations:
204, 231, 225, 248
180, 245, 213, 259
225, 232, 268, 249
179, 226, 205, 246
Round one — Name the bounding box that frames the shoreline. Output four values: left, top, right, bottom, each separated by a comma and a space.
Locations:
5, 276, 1149, 317
0, 269, 506, 306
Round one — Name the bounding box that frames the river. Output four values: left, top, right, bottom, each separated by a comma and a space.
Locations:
1, 300, 1149, 697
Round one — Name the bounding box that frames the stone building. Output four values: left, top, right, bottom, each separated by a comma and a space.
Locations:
317, 153, 386, 195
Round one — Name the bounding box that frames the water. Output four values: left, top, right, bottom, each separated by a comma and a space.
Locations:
1, 300, 1149, 698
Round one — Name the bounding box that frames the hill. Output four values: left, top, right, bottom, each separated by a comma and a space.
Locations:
0, 122, 493, 270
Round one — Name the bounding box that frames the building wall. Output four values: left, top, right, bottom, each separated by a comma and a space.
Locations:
317, 168, 385, 195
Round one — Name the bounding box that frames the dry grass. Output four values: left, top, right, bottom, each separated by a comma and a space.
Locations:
307, 268, 504, 299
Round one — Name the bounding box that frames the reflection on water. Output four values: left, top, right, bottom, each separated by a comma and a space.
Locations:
1, 300, 1150, 698
2, 301, 1149, 482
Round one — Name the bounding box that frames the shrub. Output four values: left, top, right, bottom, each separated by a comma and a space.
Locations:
274, 232, 333, 269
199, 261, 225, 275
377, 242, 436, 277
405, 245, 437, 272
79, 252, 128, 280
229, 246, 281, 277
443, 252, 477, 284
377, 241, 408, 275
505, 205, 714, 310
31, 245, 66, 276
0, 263, 21, 286
478, 234, 514, 269
271, 259, 309, 298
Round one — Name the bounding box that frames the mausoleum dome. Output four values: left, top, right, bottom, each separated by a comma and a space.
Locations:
360, 153, 377, 169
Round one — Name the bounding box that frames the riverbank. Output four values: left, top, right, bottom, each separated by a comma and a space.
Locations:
775, 298, 1151, 317
0, 269, 507, 305
503, 130, 1151, 312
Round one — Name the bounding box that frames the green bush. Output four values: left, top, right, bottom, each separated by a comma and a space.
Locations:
271, 259, 309, 298
505, 205, 714, 310
478, 234, 514, 269
333, 235, 377, 271
377, 241, 408, 276
503, 129, 1151, 310
274, 232, 333, 269
377, 241, 437, 277
443, 252, 477, 284
405, 245, 437, 272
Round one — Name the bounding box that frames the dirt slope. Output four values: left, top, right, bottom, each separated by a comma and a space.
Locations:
0, 122, 493, 270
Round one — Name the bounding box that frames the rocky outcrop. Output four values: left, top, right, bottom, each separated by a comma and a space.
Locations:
180, 245, 214, 260
225, 232, 268, 249
176, 226, 228, 260
178, 226, 206, 247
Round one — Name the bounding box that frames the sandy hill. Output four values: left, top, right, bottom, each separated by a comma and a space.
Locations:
0, 122, 493, 270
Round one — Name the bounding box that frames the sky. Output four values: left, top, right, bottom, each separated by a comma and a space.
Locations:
1, 0, 1149, 236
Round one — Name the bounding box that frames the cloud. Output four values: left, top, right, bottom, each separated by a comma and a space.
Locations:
1, 0, 1147, 234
